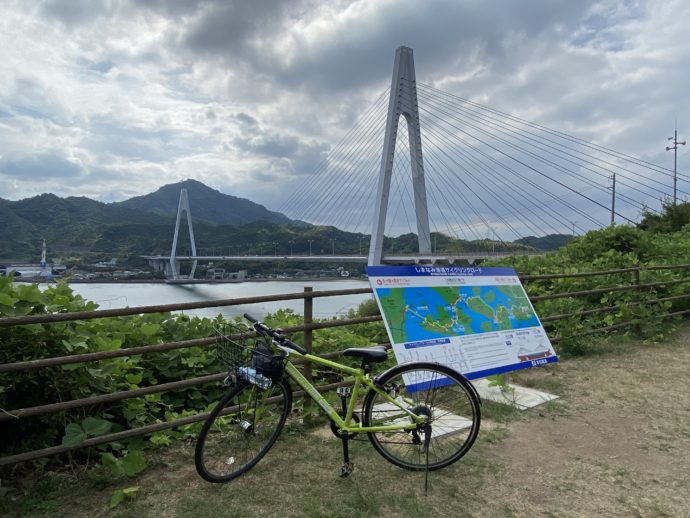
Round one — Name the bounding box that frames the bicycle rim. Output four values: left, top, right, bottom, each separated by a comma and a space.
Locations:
363, 363, 480, 471
195, 379, 292, 483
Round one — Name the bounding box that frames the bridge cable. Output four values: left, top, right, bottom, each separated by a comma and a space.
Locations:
422, 134, 524, 241
418, 86, 680, 201
420, 108, 601, 233
423, 142, 501, 241
277, 89, 389, 223
418, 99, 656, 217
422, 123, 575, 248
423, 126, 552, 242
417, 81, 688, 180
417, 83, 688, 194
278, 88, 389, 219
417, 104, 636, 225
282, 95, 387, 224
422, 114, 595, 234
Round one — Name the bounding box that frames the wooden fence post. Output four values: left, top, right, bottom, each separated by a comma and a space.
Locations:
303, 286, 313, 381
632, 267, 642, 336
302, 286, 316, 423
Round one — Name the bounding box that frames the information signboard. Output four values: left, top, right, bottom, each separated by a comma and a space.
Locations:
366, 265, 558, 381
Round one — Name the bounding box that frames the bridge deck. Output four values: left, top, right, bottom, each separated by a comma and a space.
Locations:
143, 251, 544, 264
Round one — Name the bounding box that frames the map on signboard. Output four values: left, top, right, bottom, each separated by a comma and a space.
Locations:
367, 265, 558, 381
376, 285, 540, 344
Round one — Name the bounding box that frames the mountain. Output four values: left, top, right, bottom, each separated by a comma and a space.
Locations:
0, 180, 295, 261
114, 179, 291, 226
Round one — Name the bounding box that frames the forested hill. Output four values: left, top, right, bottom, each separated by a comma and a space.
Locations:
114, 179, 291, 226
0, 193, 172, 260
0, 179, 552, 262
0, 180, 294, 260
514, 234, 574, 251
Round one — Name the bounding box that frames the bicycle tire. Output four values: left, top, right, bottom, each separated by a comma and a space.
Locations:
195, 378, 292, 483
362, 362, 480, 471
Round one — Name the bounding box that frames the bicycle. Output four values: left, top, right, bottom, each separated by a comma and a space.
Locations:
194, 313, 481, 483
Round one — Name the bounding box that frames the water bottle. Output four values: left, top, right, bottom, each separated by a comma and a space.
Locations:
237, 366, 272, 389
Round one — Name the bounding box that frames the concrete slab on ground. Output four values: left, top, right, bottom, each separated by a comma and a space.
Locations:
372, 402, 473, 438
471, 378, 558, 409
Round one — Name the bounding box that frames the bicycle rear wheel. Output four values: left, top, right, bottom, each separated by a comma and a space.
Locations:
195, 378, 292, 483
362, 362, 480, 471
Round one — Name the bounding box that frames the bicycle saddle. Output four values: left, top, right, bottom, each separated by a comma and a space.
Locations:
342, 346, 388, 363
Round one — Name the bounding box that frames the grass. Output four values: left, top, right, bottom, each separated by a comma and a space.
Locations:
3, 420, 505, 518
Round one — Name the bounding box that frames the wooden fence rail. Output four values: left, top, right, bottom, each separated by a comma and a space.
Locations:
2, 264, 690, 467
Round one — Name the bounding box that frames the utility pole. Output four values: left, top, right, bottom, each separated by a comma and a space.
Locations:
610, 172, 616, 225
666, 121, 686, 205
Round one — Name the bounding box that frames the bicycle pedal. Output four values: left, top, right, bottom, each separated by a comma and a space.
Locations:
339, 462, 354, 478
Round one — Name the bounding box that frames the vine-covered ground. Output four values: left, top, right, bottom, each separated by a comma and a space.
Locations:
4, 325, 689, 517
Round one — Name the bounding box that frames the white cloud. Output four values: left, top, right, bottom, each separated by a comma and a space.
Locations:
0, 0, 688, 238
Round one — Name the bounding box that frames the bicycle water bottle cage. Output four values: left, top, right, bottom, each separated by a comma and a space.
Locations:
343, 346, 388, 370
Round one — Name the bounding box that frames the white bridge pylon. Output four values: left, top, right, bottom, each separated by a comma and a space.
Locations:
169, 188, 197, 280
369, 46, 432, 266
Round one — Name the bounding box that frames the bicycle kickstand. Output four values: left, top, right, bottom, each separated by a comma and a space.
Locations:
337, 387, 354, 478
340, 436, 354, 478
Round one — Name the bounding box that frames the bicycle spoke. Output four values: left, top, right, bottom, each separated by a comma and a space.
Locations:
195, 380, 292, 483
363, 364, 480, 471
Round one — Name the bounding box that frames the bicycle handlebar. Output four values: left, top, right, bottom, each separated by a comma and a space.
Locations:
243, 313, 308, 355
243, 313, 259, 324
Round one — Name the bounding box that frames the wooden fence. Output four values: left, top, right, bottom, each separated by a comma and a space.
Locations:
2, 264, 690, 467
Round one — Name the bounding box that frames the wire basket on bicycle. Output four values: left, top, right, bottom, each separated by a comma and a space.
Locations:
215, 322, 285, 389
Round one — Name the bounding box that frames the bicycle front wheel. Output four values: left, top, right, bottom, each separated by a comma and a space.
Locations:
195, 378, 292, 483
362, 362, 480, 471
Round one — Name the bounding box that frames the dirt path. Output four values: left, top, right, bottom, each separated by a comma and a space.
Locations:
472, 328, 690, 517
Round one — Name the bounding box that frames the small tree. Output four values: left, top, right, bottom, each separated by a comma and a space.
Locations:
639, 200, 690, 233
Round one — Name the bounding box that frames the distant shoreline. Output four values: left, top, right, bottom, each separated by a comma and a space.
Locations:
14, 276, 364, 285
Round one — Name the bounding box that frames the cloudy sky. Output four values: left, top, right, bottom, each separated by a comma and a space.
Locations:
1, 0, 688, 235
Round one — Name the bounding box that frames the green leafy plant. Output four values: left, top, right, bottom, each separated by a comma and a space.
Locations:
110, 486, 139, 508
101, 451, 147, 478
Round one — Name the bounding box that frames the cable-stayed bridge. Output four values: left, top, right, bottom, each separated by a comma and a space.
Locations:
147, 47, 685, 280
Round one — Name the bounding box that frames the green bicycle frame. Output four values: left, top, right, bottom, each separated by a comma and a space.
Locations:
280, 351, 425, 434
